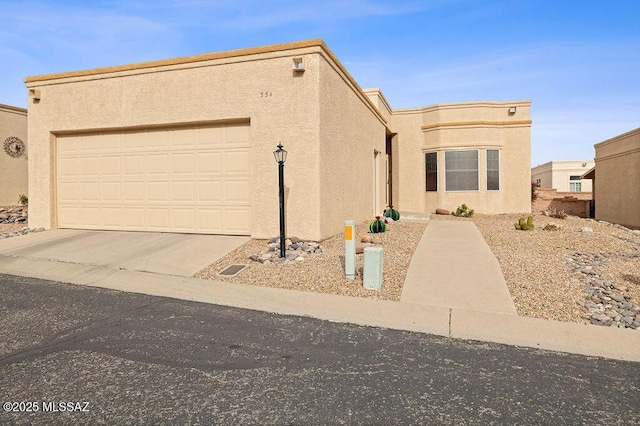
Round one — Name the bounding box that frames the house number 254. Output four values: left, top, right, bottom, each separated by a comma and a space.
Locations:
260, 92, 273, 97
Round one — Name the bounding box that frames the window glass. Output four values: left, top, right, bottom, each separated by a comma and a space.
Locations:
487, 149, 500, 191
445, 150, 478, 191
425, 152, 437, 191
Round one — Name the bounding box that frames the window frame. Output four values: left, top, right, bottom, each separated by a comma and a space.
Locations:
444, 149, 480, 192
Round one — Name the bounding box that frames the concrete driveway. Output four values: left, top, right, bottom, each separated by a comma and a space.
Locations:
0, 229, 249, 277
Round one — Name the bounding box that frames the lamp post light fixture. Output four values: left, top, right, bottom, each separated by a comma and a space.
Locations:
273, 143, 288, 258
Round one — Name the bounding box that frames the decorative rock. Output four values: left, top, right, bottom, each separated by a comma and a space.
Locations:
435, 208, 450, 215
543, 222, 561, 231
371, 237, 382, 244
356, 243, 373, 254
580, 227, 593, 233
249, 237, 325, 264
591, 313, 610, 322
361, 235, 374, 243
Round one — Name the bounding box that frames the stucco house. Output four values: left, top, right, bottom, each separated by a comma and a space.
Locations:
531, 160, 594, 193
0, 103, 28, 206
583, 127, 640, 229
24, 39, 531, 240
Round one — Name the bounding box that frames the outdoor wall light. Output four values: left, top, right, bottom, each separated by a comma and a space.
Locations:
273, 143, 288, 258
292, 58, 305, 73
508, 106, 517, 114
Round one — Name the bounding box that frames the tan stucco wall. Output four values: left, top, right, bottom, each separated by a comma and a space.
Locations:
319, 63, 387, 239
0, 104, 28, 206
594, 127, 640, 229
531, 160, 594, 192
389, 101, 531, 214
24, 40, 388, 241
26, 44, 329, 239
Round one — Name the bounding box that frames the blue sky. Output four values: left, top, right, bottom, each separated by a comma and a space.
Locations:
1, 0, 638, 166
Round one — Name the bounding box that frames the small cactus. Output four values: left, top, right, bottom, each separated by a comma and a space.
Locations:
383, 205, 400, 221
514, 215, 534, 231
369, 216, 387, 233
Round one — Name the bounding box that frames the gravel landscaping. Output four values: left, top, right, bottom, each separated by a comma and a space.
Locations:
197, 211, 640, 328
195, 219, 428, 301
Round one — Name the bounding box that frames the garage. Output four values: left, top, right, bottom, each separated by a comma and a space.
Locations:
56, 123, 251, 235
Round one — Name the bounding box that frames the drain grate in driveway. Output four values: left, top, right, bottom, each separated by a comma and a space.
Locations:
217, 264, 249, 278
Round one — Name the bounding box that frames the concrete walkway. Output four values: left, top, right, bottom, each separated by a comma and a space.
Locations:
0, 225, 639, 362
402, 220, 517, 315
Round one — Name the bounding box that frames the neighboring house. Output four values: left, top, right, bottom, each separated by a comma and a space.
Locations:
0, 103, 28, 206
531, 160, 594, 192
583, 127, 640, 229
24, 39, 531, 241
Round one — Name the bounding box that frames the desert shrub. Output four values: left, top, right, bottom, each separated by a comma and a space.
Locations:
452, 204, 474, 217
18, 194, 28, 206
546, 208, 568, 219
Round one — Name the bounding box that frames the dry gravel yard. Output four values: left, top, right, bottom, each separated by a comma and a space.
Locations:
197, 212, 640, 327
195, 219, 427, 301
432, 213, 640, 325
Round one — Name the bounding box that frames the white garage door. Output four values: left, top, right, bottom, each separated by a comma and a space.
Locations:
56, 123, 251, 235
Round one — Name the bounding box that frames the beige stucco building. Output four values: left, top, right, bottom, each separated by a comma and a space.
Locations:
24, 39, 531, 240
0, 103, 28, 206
531, 160, 594, 192
586, 127, 640, 229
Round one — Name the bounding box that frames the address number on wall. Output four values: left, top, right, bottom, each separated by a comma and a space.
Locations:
260, 92, 273, 97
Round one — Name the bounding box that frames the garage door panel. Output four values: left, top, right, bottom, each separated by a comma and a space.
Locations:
57, 123, 250, 235
59, 183, 79, 202
80, 182, 100, 201
59, 158, 80, 177
99, 133, 122, 152
225, 125, 250, 147
101, 156, 121, 176
225, 208, 250, 233
80, 136, 100, 152
173, 181, 195, 202
172, 153, 195, 174
80, 207, 100, 226
124, 155, 144, 176
224, 151, 250, 174
148, 154, 169, 174
171, 128, 195, 147
124, 208, 145, 227
174, 209, 195, 230
148, 208, 170, 229
198, 209, 222, 232
198, 152, 222, 174
147, 131, 169, 150
197, 127, 222, 147
103, 207, 123, 226
225, 180, 250, 203
198, 181, 221, 202
102, 182, 121, 201
124, 182, 145, 201
81, 157, 99, 176
148, 182, 169, 202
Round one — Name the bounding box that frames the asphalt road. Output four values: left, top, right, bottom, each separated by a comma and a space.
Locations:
1, 273, 638, 425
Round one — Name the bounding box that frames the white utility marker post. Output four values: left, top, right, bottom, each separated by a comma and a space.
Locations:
363, 247, 383, 290
344, 220, 356, 279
